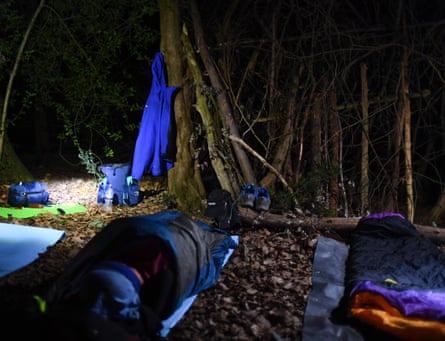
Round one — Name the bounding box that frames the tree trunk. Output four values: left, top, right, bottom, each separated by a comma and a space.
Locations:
160, 0, 205, 211
360, 63, 369, 215
0, 0, 45, 161
0, 134, 33, 182
401, 22, 414, 222
387, 93, 403, 212
181, 24, 235, 193
329, 91, 339, 216
189, 0, 256, 190
260, 68, 299, 189
310, 94, 322, 172
430, 189, 445, 225
429, 86, 445, 224
293, 80, 316, 184
238, 207, 445, 243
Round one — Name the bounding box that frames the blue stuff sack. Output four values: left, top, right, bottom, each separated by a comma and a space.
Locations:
7, 181, 50, 207
97, 163, 140, 206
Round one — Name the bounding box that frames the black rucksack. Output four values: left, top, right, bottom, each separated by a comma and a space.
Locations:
204, 189, 241, 229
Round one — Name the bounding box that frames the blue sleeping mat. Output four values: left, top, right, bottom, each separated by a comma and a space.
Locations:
0, 222, 65, 278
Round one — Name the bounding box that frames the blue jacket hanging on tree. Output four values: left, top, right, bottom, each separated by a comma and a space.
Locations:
131, 52, 178, 179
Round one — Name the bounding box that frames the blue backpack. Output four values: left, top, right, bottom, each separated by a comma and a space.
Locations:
97, 163, 139, 206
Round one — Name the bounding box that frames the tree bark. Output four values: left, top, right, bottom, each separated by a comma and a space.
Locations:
189, 0, 256, 189
160, 0, 205, 211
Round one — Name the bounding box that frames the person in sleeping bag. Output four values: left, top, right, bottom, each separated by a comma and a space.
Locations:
36, 210, 238, 341
76, 236, 176, 335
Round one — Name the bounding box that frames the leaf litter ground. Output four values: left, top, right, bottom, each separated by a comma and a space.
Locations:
0, 170, 320, 340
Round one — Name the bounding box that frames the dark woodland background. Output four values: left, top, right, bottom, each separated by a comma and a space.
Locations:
1, 0, 445, 224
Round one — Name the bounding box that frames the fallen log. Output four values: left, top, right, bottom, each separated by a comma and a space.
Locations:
238, 207, 445, 243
